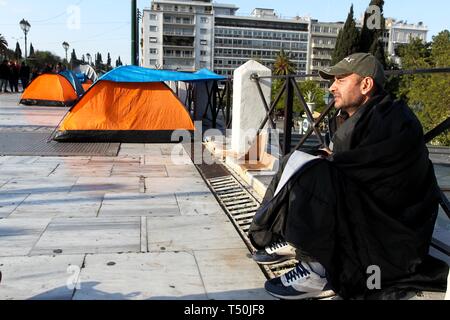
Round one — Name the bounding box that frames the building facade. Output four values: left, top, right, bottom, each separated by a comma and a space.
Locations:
309, 20, 344, 87
385, 18, 428, 62
141, 0, 215, 71
141, 2, 429, 76
213, 8, 311, 76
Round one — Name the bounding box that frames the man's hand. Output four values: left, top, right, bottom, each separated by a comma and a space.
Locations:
317, 147, 332, 157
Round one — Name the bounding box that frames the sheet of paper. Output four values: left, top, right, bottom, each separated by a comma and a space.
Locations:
274, 151, 320, 197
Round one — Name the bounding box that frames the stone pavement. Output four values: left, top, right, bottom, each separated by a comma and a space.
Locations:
0, 94, 273, 300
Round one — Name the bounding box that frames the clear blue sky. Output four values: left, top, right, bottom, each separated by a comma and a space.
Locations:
0, 0, 448, 65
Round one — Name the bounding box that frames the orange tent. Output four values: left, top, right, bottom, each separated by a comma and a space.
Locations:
20, 74, 78, 106
81, 79, 93, 91
54, 81, 195, 143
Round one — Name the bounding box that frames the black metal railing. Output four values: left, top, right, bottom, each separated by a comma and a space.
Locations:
252, 73, 333, 155
181, 79, 233, 130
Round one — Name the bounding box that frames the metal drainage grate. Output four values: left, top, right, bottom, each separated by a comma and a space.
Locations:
0, 132, 120, 156
206, 175, 298, 279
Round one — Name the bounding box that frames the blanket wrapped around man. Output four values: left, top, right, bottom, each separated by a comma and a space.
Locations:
249, 93, 448, 299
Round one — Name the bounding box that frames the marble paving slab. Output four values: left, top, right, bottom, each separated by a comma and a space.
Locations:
0, 254, 85, 300
145, 177, 209, 194
194, 248, 275, 300
30, 217, 141, 256
0, 193, 29, 218
0, 218, 51, 256
70, 177, 140, 194
147, 215, 244, 251
175, 192, 224, 216
73, 252, 207, 300
0, 178, 78, 194
8, 193, 103, 219
99, 193, 180, 217
110, 164, 167, 177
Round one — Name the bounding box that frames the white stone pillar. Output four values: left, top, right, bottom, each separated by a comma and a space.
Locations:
231, 60, 272, 155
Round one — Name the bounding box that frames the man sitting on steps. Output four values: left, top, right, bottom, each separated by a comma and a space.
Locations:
249, 53, 449, 300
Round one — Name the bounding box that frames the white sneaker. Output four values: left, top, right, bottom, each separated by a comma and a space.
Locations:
264, 261, 335, 300
252, 240, 297, 265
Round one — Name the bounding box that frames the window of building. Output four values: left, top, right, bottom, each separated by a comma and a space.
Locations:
149, 14, 157, 20
200, 28, 208, 35
149, 59, 157, 65
150, 48, 157, 54
200, 17, 208, 23
200, 50, 207, 56
150, 26, 157, 32
200, 39, 207, 45
150, 37, 157, 43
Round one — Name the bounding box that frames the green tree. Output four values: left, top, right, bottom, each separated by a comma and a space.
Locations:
271, 50, 296, 115
70, 49, 78, 67
369, 39, 386, 67
360, 0, 384, 50
106, 52, 113, 71
95, 52, 103, 69
273, 49, 295, 76
360, 0, 386, 67
384, 58, 401, 99
0, 34, 8, 58
398, 30, 450, 145
14, 42, 22, 60
29, 43, 35, 57
332, 5, 360, 64
28, 50, 62, 70
115, 56, 123, 67
271, 79, 327, 124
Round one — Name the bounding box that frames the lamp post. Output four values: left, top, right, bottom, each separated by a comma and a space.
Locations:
62, 41, 70, 63
86, 53, 91, 65
19, 19, 31, 62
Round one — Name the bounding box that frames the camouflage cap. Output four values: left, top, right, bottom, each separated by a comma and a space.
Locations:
319, 53, 385, 87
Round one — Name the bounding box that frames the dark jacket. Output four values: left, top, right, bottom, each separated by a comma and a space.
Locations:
19, 65, 30, 79
0, 63, 10, 80
249, 94, 446, 298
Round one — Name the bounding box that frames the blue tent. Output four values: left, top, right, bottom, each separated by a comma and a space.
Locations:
99, 65, 226, 83
76, 72, 87, 83
59, 70, 85, 97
